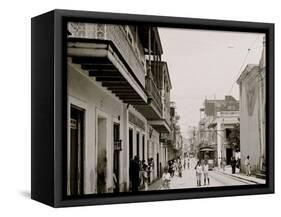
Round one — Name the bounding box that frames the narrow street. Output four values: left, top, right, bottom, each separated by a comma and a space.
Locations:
146, 159, 253, 191
63, 21, 267, 196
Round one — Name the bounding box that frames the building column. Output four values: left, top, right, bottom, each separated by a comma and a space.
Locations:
122, 104, 129, 192
217, 119, 222, 168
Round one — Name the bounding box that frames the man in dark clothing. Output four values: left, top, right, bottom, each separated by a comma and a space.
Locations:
129, 156, 140, 192
230, 157, 236, 174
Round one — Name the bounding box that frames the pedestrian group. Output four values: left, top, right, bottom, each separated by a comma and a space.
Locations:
195, 160, 210, 186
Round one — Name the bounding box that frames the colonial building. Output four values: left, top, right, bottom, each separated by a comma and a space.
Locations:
66, 22, 172, 195
164, 102, 183, 161
236, 38, 266, 177
198, 96, 240, 168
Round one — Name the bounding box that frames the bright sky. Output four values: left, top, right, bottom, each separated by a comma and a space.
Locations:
159, 28, 265, 138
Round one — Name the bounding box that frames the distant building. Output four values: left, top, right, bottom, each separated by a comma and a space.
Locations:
182, 137, 191, 156
236, 37, 266, 177
165, 102, 183, 161
198, 96, 240, 167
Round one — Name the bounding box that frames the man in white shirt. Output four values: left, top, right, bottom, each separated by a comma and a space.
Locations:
161, 167, 171, 189
203, 161, 210, 185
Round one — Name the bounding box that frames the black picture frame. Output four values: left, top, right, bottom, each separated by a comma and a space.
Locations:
31, 9, 274, 207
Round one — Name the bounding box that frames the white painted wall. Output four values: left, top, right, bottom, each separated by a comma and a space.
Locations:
68, 62, 126, 194
239, 73, 263, 174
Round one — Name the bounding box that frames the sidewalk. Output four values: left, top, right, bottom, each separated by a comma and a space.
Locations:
214, 166, 266, 184
140, 178, 163, 191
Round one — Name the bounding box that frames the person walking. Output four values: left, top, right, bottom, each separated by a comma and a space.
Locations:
231, 156, 236, 174
168, 161, 174, 177
161, 166, 171, 190
178, 161, 183, 178
195, 161, 203, 187
236, 157, 241, 172
203, 161, 210, 185
172, 160, 177, 177
112, 172, 118, 193
139, 160, 147, 188
147, 158, 153, 183
245, 155, 251, 176
142, 164, 149, 191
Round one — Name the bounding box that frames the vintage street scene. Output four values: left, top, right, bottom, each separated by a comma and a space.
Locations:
66, 22, 266, 196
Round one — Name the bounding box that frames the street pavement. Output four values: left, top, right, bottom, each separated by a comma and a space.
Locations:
215, 165, 266, 184
145, 158, 254, 191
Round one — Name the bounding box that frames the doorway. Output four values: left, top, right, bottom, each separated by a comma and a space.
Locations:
156, 153, 160, 178
226, 148, 233, 165
69, 105, 84, 196
129, 128, 133, 161
136, 132, 140, 158
97, 116, 107, 194
142, 135, 145, 162
113, 123, 120, 193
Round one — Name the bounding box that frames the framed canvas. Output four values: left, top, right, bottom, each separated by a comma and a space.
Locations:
31, 9, 274, 207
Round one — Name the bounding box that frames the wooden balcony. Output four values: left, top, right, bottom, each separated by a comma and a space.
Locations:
67, 23, 171, 131
134, 76, 162, 120
67, 23, 147, 104
68, 23, 146, 86
137, 60, 171, 133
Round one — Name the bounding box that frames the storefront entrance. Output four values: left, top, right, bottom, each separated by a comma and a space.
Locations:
156, 153, 160, 178
129, 129, 133, 160
113, 123, 120, 193
226, 148, 233, 165
97, 116, 107, 194
69, 105, 84, 196
136, 132, 140, 158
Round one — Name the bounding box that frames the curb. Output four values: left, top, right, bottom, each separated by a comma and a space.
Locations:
214, 169, 263, 184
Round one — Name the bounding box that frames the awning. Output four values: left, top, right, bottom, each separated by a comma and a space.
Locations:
200, 147, 214, 152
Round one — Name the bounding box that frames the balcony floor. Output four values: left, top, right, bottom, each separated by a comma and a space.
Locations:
67, 38, 147, 105
148, 119, 171, 133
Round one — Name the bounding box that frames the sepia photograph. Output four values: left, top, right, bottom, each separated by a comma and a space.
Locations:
66, 22, 266, 196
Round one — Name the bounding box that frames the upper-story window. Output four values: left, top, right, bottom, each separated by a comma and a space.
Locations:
125, 26, 134, 46
123, 25, 146, 71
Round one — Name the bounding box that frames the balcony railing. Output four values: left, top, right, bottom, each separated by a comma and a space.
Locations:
68, 22, 146, 87
218, 111, 240, 116
146, 76, 162, 116
163, 96, 171, 127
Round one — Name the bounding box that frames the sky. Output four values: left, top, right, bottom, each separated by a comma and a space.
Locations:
158, 28, 265, 138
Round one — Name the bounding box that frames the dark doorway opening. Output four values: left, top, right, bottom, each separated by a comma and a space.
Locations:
136, 132, 140, 158
113, 123, 120, 193
69, 105, 84, 196
142, 135, 145, 161
226, 148, 233, 165
156, 153, 160, 178
129, 129, 133, 161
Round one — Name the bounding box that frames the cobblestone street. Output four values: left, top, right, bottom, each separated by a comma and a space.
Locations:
145, 158, 261, 191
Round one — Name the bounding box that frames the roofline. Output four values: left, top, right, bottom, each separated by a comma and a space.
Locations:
236, 64, 259, 84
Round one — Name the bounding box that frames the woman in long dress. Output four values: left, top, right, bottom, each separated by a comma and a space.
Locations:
195, 161, 203, 187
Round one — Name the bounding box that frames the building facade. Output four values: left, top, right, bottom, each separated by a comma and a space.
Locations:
198, 96, 240, 168
237, 38, 266, 176
67, 22, 172, 195
165, 102, 183, 161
